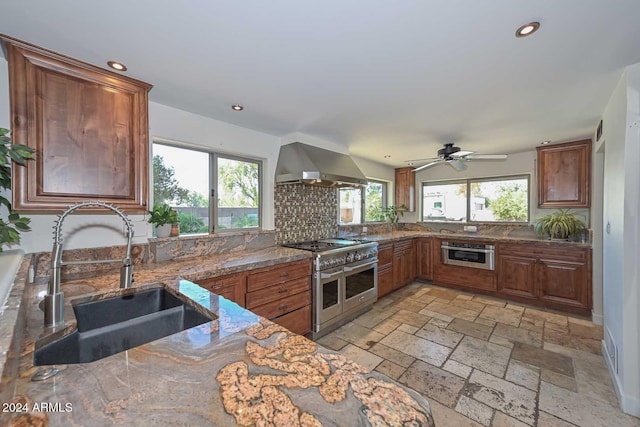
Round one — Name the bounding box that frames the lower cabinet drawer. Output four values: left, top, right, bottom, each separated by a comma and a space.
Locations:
251, 291, 311, 320
245, 276, 310, 310
273, 305, 311, 335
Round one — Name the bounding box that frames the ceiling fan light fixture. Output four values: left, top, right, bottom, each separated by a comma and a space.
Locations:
516, 21, 540, 38
541, 140, 551, 145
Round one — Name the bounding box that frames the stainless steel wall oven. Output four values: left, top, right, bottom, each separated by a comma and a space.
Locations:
441, 241, 495, 270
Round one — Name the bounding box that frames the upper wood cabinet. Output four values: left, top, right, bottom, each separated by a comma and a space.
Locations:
537, 139, 591, 208
1, 35, 152, 212
395, 167, 415, 212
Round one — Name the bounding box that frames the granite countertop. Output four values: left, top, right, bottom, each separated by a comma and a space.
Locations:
1, 247, 435, 426
351, 230, 592, 248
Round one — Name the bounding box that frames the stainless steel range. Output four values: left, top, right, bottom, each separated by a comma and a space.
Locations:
283, 238, 378, 339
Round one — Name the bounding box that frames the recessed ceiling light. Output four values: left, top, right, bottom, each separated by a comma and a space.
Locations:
231, 104, 244, 111
107, 61, 127, 71
384, 155, 391, 159
541, 140, 551, 145
516, 21, 540, 38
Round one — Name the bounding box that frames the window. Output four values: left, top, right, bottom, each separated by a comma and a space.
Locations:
422, 175, 529, 223
339, 180, 387, 224
152, 142, 261, 234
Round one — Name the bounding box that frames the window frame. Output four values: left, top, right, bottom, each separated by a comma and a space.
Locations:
152, 140, 263, 235
338, 179, 388, 225
421, 174, 530, 224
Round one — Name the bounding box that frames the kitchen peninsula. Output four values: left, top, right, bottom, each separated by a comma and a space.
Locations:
1, 246, 435, 426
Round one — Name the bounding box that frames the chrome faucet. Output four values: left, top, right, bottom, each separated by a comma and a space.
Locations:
44, 201, 135, 327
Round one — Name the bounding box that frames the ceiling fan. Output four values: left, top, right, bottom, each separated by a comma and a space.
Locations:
407, 143, 507, 172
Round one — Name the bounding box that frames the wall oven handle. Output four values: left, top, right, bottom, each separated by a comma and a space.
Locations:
320, 270, 343, 280
343, 260, 377, 273
441, 245, 494, 254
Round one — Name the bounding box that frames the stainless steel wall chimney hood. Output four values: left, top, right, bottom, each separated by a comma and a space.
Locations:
275, 142, 368, 187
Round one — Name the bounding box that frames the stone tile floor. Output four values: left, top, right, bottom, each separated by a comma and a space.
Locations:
314, 283, 640, 427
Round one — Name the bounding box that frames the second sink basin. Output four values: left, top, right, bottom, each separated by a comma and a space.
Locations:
34, 286, 214, 365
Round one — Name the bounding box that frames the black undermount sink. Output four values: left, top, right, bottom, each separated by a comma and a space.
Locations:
34, 287, 214, 365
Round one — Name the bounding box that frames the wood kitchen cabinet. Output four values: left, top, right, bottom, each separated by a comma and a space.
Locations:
416, 237, 433, 281
432, 238, 497, 292
377, 242, 394, 298
1, 35, 152, 211
394, 167, 416, 212
393, 239, 416, 289
537, 139, 591, 208
246, 259, 312, 335
196, 272, 246, 307
497, 243, 591, 315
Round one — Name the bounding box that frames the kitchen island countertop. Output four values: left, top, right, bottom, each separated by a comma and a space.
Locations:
1, 247, 435, 426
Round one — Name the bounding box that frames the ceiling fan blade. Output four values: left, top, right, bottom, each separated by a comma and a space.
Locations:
464, 154, 508, 160
450, 150, 474, 158
405, 157, 440, 163
412, 160, 443, 172
447, 159, 467, 171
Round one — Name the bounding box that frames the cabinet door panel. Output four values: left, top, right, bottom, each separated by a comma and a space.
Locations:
3, 36, 151, 211
537, 139, 591, 208
274, 305, 311, 335
378, 265, 394, 298
538, 258, 588, 308
417, 238, 433, 280
497, 255, 537, 299
197, 273, 246, 307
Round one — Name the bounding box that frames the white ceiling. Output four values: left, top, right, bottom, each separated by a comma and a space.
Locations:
1, 1, 640, 168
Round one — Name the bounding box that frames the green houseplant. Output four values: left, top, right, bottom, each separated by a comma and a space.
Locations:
533, 209, 586, 240
382, 205, 407, 224
148, 204, 178, 238
0, 128, 33, 252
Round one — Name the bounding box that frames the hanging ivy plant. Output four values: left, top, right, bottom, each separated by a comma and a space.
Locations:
0, 127, 34, 252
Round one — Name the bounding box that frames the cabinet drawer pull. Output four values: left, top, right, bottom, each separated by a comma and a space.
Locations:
278, 287, 288, 294
280, 272, 289, 278
278, 304, 289, 311
213, 283, 224, 290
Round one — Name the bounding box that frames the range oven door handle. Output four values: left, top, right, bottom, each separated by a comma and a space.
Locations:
343, 260, 377, 274
441, 245, 494, 254
320, 270, 343, 280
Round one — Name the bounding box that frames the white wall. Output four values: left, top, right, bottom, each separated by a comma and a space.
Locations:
601, 63, 640, 416
1, 60, 395, 254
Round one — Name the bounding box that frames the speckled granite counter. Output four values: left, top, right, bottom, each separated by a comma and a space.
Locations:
1, 248, 435, 426
349, 230, 592, 248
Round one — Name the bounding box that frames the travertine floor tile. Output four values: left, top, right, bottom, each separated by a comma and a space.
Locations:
374, 359, 406, 380
443, 359, 473, 379
489, 335, 514, 349
511, 342, 574, 377
420, 308, 454, 323
518, 315, 544, 333
568, 320, 603, 340
451, 297, 487, 313
492, 322, 542, 347
428, 318, 451, 328
338, 344, 383, 371
398, 323, 419, 334
425, 287, 460, 301
541, 369, 578, 392
455, 395, 494, 426
472, 295, 507, 307
333, 322, 385, 349
465, 370, 537, 425
393, 298, 429, 313
539, 381, 640, 427
448, 318, 493, 340
399, 360, 466, 407
505, 360, 540, 391
451, 336, 511, 377
415, 323, 464, 348
368, 342, 416, 367
315, 333, 348, 351
523, 307, 568, 326
372, 318, 401, 335
380, 329, 452, 367
492, 411, 530, 427
544, 327, 602, 355
428, 399, 484, 427
352, 306, 394, 327
475, 317, 498, 328
389, 309, 431, 328
426, 301, 480, 321
537, 411, 580, 427
479, 305, 522, 327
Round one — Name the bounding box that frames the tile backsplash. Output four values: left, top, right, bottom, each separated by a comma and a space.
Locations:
275, 183, 337, 244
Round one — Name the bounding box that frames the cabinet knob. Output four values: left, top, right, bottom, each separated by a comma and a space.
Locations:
280, 272, 289, 278
278, 287, 288, 294
278, 304, 289, 312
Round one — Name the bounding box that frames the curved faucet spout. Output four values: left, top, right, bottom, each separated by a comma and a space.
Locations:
45, 201, 135, 327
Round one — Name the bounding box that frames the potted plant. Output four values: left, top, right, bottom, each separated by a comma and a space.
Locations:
148, 204, 178, 238
0, 127, 33, 252
533, 209, 586, 240
382, 205, 407, 224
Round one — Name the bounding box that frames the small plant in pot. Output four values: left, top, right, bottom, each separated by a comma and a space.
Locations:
533, 209, 586, 241
382, 205, 407, 224
148, 204, 178, 238
0, 127, 34, 252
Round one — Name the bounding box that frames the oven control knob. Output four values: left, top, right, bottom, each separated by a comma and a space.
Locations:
355, 252, 362, 261
346, 253, 354, 263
